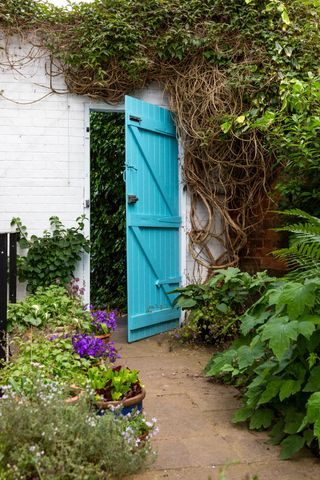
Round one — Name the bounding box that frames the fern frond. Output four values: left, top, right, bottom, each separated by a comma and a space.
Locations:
274, 209, 320, 225
275, 222, 320, 237
272, 210, 320, 281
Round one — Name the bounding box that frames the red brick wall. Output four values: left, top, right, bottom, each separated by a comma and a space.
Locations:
239, 211, 287, 276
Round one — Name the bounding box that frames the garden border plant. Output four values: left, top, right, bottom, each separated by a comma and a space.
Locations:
1, 0, 320, 272
205, 211, 320, 459
11, 215, 89, 293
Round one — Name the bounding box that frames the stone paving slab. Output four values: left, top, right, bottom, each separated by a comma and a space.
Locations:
113, 325, 319, 480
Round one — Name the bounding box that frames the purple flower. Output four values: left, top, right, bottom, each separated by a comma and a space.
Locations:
107, 341, 121, 363
90, 308, 117, 333
71, 334, 120, 362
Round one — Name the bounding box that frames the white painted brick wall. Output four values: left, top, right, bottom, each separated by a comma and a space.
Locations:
0, 33, 218, 300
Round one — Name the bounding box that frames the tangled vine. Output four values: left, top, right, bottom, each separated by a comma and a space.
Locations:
1, 0, 319, 275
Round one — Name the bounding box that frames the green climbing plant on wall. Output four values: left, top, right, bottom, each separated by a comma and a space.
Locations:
1, 0, 320, 270
90, 112, 126, 310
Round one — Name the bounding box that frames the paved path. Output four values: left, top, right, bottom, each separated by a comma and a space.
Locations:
113, 322, 318, 480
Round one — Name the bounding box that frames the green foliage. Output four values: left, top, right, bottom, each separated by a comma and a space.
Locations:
90, 112, 126, 310
88, 365, 141, 401
273, 209, 320, 280
7, 285, 86, 333
0, 336, 91, 394
11, 216, 89, 293
1, 0, 320, 257
172, 268, 274, 344
205, 277, 320, 458
0, 383, 153, 480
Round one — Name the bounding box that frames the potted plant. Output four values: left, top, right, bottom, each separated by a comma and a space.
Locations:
71, 334, 119, 363
87, 365, 146, 415
80, 307, 117, 342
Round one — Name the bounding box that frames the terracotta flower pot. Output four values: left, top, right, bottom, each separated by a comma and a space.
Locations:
94, 333, 111, 344
64, 385, 84, 404
95, 388, 146, 415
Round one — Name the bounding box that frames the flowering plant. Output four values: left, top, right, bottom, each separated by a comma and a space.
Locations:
121, 411, 159, 448
71, 334, 119, 362
0, 382, 154, 479
81, 306, 117, 335
91, 308, 117, 334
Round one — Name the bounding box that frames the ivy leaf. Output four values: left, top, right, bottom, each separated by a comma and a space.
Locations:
235, 115, 245, 124
221, 121, 232, 134
19, 238, 29, 249
249, 409, 273, 430
279, 379, 302, 401
280, 435, 305, 460
281, 10, 291, 26
261, 318, 298, 359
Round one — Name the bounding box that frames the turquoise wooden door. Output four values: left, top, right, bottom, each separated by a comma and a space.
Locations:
125, 96, 180, 342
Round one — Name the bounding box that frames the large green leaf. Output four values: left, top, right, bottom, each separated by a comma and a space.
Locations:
279, 379, 302, 401
277, 283, 317, 319
174, 297, 197, 308
306, 392, 320, 423
236, 344, 265, 370
204, 349, 237, 377
270, 420, 286, 445
297, 321, 315, 339
280, 435, 305, 460
258, 378, 282, 405
240, 309, 271, 335
284, 412, 306, 434
261, 318, 298, 359
304, 366, 320, 392
249, 409, 273, 430
232, 405, 254, 423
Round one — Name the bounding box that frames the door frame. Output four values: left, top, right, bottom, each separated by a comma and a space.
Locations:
83, 99, 187, 321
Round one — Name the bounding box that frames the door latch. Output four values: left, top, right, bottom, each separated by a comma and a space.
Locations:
127, 195, 139, 204
129, 115, 142, 123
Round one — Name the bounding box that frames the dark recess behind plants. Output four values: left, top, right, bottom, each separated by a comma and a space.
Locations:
90, 112, 126, 311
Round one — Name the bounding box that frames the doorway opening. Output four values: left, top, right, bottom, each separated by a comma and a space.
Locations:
89, 111, 127, 312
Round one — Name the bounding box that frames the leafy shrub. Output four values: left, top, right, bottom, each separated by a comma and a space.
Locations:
7, 285, 86, 333
0, 336, 91, 394
0, 383, 154, 479
11, 216, 89, 293
205, 278, 320, 459
172, 268, 274, 344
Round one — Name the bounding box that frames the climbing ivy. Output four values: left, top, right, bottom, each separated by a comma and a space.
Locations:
11, 216, 89, 293
90, 112, 126, 310
1, 0, 320, 269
